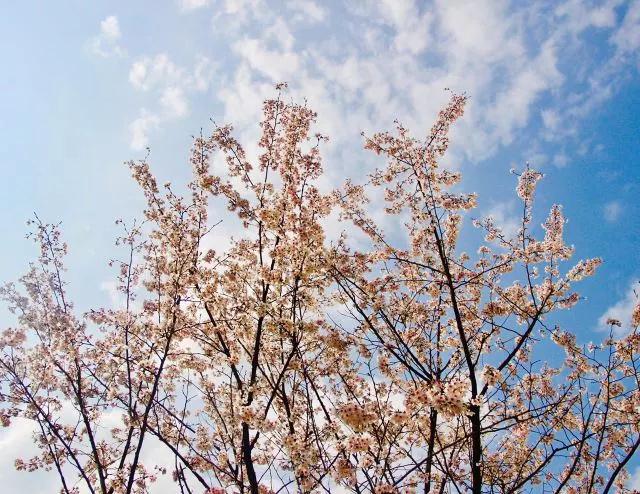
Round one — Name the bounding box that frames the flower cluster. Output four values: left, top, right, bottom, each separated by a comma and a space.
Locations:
426, 380, 469, 416
516, 167, 543, 202
482, 365, 501, 387
338, 403, 377, 431
345, 434, 373, 453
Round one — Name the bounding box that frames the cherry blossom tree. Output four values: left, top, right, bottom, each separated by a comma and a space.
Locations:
1, 86, 639, 494
331, 95, 640, 494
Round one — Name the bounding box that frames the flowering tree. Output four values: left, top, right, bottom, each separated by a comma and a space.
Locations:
331, 96, 640, 494
1, 87, 639, 494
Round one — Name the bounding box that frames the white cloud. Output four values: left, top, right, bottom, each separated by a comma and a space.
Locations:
160, 86, 189, 118
541, 109, 560, 132
487, 40, 563, 148
599, 280, 640, 334
555, 0, 621, 35
100, 15, 121, 41
129, 60, 149, 89
483, 201, 520, 238
534, 1, 640, 150
611, 0, 640, 55
210, 0, 267, 31
630, 465, 640, 490
212, 0, 632, 171
128, 54, 183, 91
80, 0, 638, 179
192, 56, 215, 91
0, 419, 53, 493
0, 406, 180, 494
100, 280, 122, 307
286, 0, 326, 23
553, 152, 569, 167
127, 54, 214, 149
375, 0, 432, 55
88, 15, 125, 58
128, 54, 214, 94
180, 0, 211, 10
129, 111, 160, 151
603, 200, 622, 222
233, 38, 301, 81
217, 64, 272, 129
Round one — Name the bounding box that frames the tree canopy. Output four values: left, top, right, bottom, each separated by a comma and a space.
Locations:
2, 87, 639, 494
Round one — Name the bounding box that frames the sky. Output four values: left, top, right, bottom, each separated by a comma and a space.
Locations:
0, 0, 639, 491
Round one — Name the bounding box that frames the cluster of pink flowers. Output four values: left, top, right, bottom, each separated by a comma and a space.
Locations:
426, 380, 469, 416
345, 434, 373, 453
515, 167, 543, 202
482, 365, 501, 387
338, 403, 377, 430
632, 302, 640, 327
373, 483, 397, 493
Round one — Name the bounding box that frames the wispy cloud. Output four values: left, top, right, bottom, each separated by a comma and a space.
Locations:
599, 280, 640, 334
604, 200, 623, 222
482, 201, 520, 238
87, 15, 125, 58
179, 0, 211, 11
211, 0, 632, 170
286, 0, 326, 23
129, 111, 160, 151
127, 54, 214, 150
611, 0, 640, 55
88, 2, 639, 197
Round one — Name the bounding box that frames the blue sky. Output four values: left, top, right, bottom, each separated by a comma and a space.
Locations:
0, 0, 639, 491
